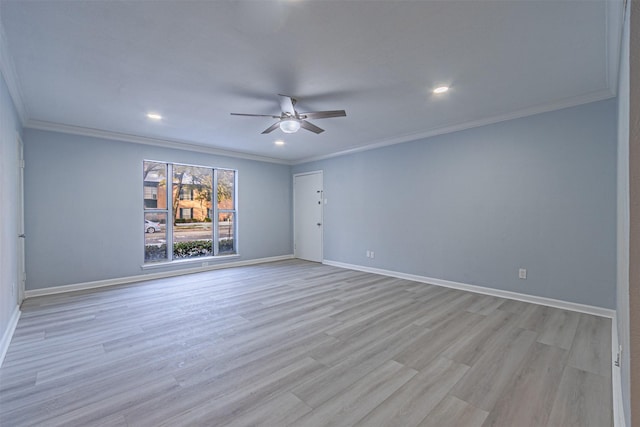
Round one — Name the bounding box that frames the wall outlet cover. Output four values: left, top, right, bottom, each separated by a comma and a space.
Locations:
519, 268, 527, 279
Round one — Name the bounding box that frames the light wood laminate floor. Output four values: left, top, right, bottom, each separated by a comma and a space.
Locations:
0, 260, 612, 426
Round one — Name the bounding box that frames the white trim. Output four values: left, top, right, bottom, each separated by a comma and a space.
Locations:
0, 306, 21, 367
612, 314, 627, 427
293, 170, 324, 178
293, 89, 615, 165
25, 120, 290, 165
22, 92, 615, 168
323, 259, 616, 318
0, 23, 27, 124
24, 254, 294, 298
17, 132, 26, 305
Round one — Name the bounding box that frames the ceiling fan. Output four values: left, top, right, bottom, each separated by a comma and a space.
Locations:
231, 94, 346, 134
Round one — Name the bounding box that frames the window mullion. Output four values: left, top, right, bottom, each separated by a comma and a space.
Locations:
213, 169, 219, 256
167, 163, 174, 261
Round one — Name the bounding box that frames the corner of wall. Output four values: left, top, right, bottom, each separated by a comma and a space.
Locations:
0, 20, 27, 124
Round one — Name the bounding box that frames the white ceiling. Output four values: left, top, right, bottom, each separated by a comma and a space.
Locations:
0, 0, 623, 164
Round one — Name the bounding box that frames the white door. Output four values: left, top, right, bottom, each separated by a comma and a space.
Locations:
17, 135, 25, 303
294, 171, 323, 262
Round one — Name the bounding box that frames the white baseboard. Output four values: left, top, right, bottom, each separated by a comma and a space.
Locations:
0, 305, 21, 367
24, 254, 294, 298
611, 314, 627, 427
323, 260, 616, 318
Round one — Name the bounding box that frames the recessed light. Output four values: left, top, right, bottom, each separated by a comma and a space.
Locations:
146, 113, 163, 120
275, 140, 285, 146
433, 86, 449, 94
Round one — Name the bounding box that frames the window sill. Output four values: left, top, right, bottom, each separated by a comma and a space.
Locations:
141, 254, 240, 270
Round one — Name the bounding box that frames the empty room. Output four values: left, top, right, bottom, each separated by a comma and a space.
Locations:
0, 1, 638, 426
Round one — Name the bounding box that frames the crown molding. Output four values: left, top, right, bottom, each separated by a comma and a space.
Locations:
292, 89, 616, 165
0, 22, 27, 125
25, 88, 614, 168
25, 120, 292, 165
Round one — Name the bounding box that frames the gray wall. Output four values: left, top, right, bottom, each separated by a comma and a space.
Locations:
23, 129, 292, 290
294, 99, 617, 308
0, 70, 22, 340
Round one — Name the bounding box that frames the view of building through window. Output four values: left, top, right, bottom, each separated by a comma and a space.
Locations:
143, 161, 237, 263
217, 169, 236, 255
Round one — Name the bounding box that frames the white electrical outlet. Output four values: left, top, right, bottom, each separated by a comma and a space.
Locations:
366, 250, 371, 258
370, 251, 375, 259
519, 268, 527, 279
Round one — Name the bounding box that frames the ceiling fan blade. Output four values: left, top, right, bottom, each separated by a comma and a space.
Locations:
278, 94, 296, 115
299, 120, 324, 134
231, 113, 281, 118
261, 122, 281, 134
300, 110, 347, 120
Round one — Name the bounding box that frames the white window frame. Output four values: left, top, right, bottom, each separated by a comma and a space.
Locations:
142, 160, 238, 266
213, 168, 238, 256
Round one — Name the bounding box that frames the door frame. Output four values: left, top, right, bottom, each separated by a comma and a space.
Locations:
293, 170, 323, 262
16, 133, 25, 303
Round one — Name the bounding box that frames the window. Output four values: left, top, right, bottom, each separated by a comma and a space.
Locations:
217, 169, 236, 255
143, 161, 237, 263
143, 167, 165, 209
179, 187, 194, 201
144, 186, 158, 200
143, 162, 168, 261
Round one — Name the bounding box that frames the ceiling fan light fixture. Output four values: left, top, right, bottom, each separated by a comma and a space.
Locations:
279, 118, 301, 133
